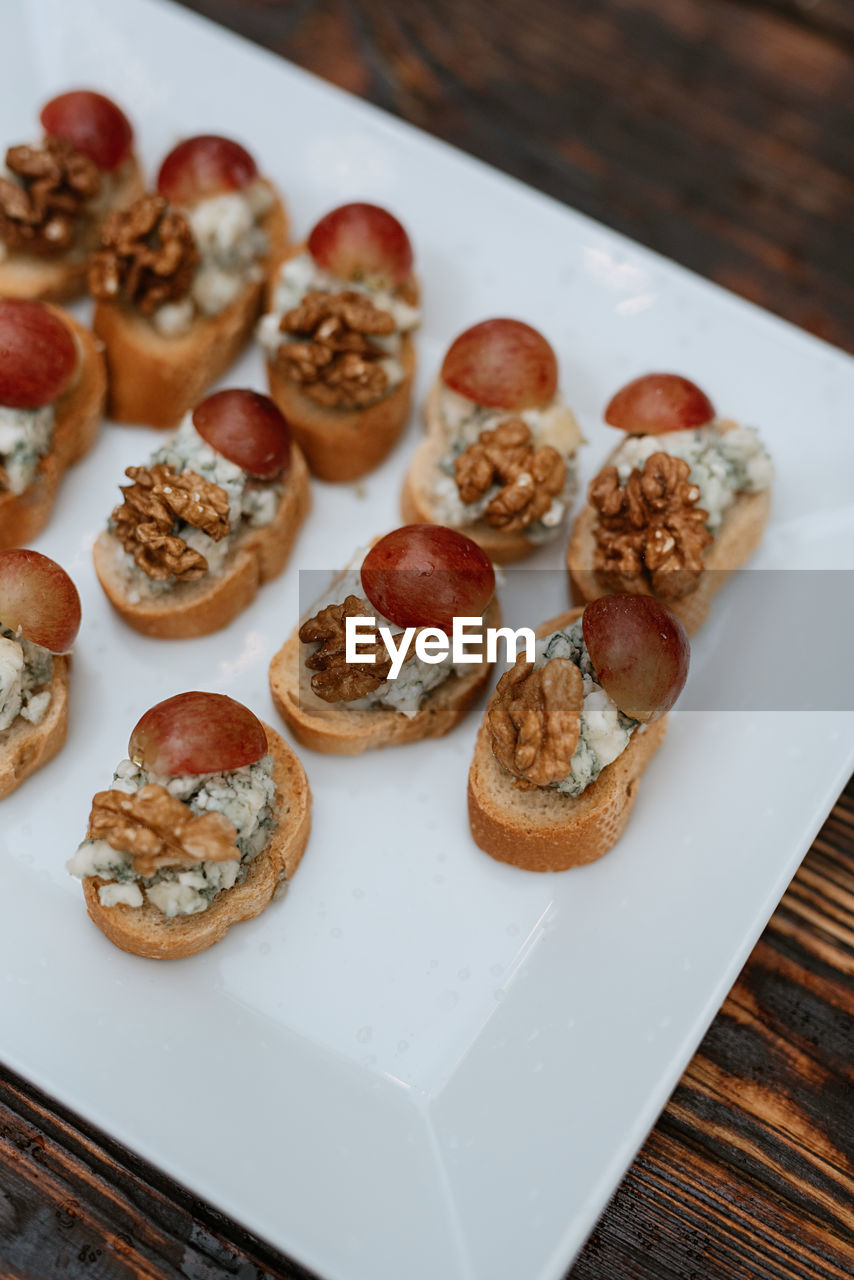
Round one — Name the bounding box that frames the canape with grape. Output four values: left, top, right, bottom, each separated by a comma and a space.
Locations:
67, 690, 312, 959
567, 372, 773, 633
93, 386, 310, 639
0, 297, 107, 548
401, 318, 583, 562
89, 134, 289, 428
0, 89, 143, 302
269, 523, 501, 754
0, 548, 81, 798
259, 201, 420, 482
468, 594, 690, 872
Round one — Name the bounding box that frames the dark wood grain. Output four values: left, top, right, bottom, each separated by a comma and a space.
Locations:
2, 2, 853, 1278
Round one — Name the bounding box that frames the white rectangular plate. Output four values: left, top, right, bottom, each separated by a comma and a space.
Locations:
2, 2, 854, 1278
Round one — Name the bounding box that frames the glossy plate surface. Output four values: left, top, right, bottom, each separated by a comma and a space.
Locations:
2, 3, 854, 1278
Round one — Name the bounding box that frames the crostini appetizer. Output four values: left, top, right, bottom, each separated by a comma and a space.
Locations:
0, 298, 106, 548
0, 89, 142, 302
468, 594, 689, 871
568, 373, 773, 633
67, 692, 311, 959
93, 388, 310, 638
259, 202, 420, 482
0, 548, 81, 798
270, 523, 500, 753
89, 134, 288, 427
401, 318, 583, 562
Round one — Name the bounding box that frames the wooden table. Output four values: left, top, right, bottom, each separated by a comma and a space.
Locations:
3, 2, 853, 1276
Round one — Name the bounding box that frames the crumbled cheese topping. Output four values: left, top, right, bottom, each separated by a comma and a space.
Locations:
152, 178, 273, 335
67, 755, 278, 918
0, 404, 56, 495
611, 422, 772, 532
534, 621, 638, 797
0, 628, 53, 732
430, 385, 582, 542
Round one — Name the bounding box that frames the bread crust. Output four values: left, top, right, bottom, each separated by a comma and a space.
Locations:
270, 595, 502, 755
0, 311, 107, 549
567, 488, 771, 635
402, 377, 566, 562
80, 723, 312, 960
467, 608, 668, 871
0, 656, 70, 799
0, 156, 144, 302
264, 243, 418, 482
92, 443, 311, 639
94, 185, 289, 428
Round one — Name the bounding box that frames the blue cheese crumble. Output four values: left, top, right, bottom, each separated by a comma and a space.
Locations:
67, 755, 278, 917
430, 386, 582, 543
113, 415, 282, 598
0, 404, 55, 495
258, 249, 420, 394
0, 627, 53, 731
611, 422, 772, 532
534, 621, 639, 797
153, 179, 274, 335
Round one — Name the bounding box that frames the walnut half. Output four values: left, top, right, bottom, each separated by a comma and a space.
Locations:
589, 451, 714, 600
453, 418, 566, 532
488, 657, 584, 788
111, 463, 231, 581
88, 785, 239, 878
276, 290, 396, 410
299, 595, 402, 702
88, 194, 199, 315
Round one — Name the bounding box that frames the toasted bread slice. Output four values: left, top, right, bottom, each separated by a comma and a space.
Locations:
468, 608, 668, 871
0, 656, 69, 800
401, 429, 535, 563
80, 723, 312, 959
92, 444, 310, 639
0, 311, 107, 549
0, 156, 144, 303
94, 187, 289, 428
264, 243, 418, 482
568, 488, 771, 635
270, 595, 502, 754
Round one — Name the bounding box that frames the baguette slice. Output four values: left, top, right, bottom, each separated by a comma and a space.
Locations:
0, 655, 69, 799
95, 186, 289, 428
92, 444, 310, 639
568, 488, 771, 635
468, 608, 668, 871
81, 723, 312, 960
0, 156, 144, 303
270, 594, 502, 755
0, 311, 107, 549
264, 244, 418, 483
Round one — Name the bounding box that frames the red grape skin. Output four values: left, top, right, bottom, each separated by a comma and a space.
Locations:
0, 300, 77, 410
129, 692, 268, 777
0, 549, 81, 653
40, 90, 133, 171
307, 203, 413, 286
582, 594, 689, 723
192, 389, 291, 479
157, 136, 258, 205
605, 374, 715, 435
361, 525, 495, 634
441, 319, 558, 410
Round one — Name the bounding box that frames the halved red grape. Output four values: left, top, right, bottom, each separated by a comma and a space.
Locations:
157, 135, 258, 205
441, 319, 558, 410
40, 89, 133, 171
361, 525, 495, 634
605, 374, 715, 435
192, 389, 291, 479
307, 203, 413, 285
582, 595, 689, 723
0, 300, 77, 410
129, 692, 268, 777
0, 549, 81, 653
